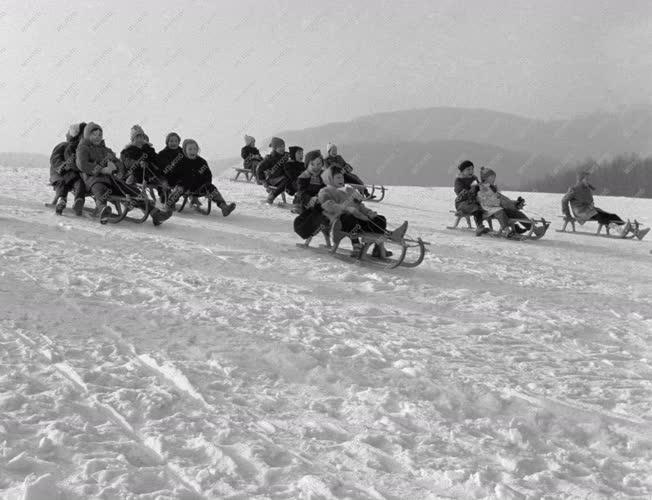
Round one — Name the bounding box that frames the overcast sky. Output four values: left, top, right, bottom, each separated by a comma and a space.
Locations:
2, 0, 651, 158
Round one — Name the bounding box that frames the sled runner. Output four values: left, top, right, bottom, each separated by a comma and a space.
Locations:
557, 216, 649, 240
231, 167, 255, 182
347, 184, 387, 202
177, 191, 212, 215
298, 218, 428, 269
446, 211, 550, 240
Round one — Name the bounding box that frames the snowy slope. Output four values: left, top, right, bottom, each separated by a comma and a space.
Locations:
1, 165, 651, 499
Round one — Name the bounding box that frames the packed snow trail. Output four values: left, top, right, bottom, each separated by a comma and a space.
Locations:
1, 165, 651, 499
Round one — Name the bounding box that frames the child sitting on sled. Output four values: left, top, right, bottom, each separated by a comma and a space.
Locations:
453, 160, 489, 236
477, 167, 545, 238
241, 135, 263, 173
165, 139, 236, 217
50, 122, 87, 215
561, 168, 648, 239
318, 166, 407, 258
324, 143, 371, 198
294, 150, 326, 213
120, 125, 162, 186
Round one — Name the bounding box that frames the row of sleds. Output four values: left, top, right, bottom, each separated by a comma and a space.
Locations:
231, 166, 388, 203
447, 211, 649, 241
45, 176, 217, 224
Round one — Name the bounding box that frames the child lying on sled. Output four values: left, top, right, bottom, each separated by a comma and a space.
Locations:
477, 167, 545, 238
317, 166, 407, 258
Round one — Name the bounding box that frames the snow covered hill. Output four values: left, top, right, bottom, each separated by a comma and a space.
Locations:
1, 165, 651, 499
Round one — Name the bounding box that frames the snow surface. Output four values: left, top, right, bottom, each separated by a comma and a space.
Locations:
1, 164, 651, 499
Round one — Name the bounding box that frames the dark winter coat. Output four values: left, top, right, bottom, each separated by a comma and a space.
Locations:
454, 174, 481, 214
241, 145, 262, 171
282, 160, 306, 194
174, 155, 213, 192
561, 182, 599, 223
76, 123, 122, 189
256, 151, 289, 182
120, 143, 160, 183
157, 147, 185, 185
50, 141, 74, 185
324, 154, 353, 173
295, 169, 326, 207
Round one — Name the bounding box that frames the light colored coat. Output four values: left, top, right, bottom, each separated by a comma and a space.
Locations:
561, 182, 599, 223
318, 186, 373, 223
477, 182, 504, 216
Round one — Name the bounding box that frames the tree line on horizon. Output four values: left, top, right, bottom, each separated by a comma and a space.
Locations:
523, 154, 652, 198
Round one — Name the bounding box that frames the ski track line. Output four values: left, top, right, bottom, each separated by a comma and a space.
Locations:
10, 327, 207, 499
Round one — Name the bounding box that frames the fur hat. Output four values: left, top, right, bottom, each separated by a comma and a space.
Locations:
244, 134, 255, 146
458, 160, 474, 172
269, 137, 285, 149
304, 149, 323, 168
83, 122, 102, 140
68, 123, 81, 139
130, 124, 146, 142
576, 167, 592, 181
326, 142, 337, 156
165, 132, 181, 147
321, 166, 344, 187
480, 166, 496, 182
182, 138, 199, 155
289, 146, 303, 160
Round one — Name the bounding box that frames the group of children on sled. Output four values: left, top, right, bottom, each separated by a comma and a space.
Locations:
240, 138, 407, 257
49, 122, 236, 224
454, 160, 546, 238
453, 160, 649, 240
240, 135, 372, 208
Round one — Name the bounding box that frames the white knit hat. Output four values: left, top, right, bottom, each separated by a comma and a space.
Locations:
68, 123, 81, 138
130, 124, 146, 142
244, 134, 255, 146
326, 142, 337, 155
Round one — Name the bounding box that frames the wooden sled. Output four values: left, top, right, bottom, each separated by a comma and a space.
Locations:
232, 167, 255, 182
557, 216, 648, 240
347, 184, 387, 202
175, 183, 220, 216
298, 219, 428, 269
46, 189, 154, 225
447, 211, 549, 240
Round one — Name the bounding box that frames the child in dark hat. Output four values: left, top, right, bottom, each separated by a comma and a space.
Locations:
295, 150, 325, 212
453, 160, 489, 236
164, 139, 236, 217
255, 137, 289, 185
265, 146, 305, 203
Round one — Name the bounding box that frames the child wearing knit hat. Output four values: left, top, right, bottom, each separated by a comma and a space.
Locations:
241, 134, 263, 173
164, 139, 237, 217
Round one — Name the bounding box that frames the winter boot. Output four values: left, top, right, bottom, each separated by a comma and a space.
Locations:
166, 186, 184, 210
350, 241, 364, 258
618, 220, 632, 239
266, 192, 276, 204
72, 197, 84, 216
55, 197, 66, 215
389, 221, 408, 242
371, 244, 393, 259
98, 205, 112, 225
532, 225, 547, 238
475, 225, 490, 236
219, 202, 236, 217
